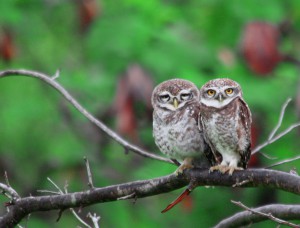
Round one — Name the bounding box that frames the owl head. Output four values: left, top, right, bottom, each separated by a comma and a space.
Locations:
199, 78, 242, 108
151, 79, 199, 111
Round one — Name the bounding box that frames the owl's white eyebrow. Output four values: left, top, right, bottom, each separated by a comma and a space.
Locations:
179, 89, 191, 94
159, 92, 171, 96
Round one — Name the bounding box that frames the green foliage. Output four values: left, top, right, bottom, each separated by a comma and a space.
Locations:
1, 0, 300, 227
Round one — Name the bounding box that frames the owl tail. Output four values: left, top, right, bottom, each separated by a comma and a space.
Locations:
161, 188, 191, 213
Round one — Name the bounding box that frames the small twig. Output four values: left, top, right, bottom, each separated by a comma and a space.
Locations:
52, 69, 60, 80
47, 177, 63, 194
252, 122, 300, 154
23, 214, 31, 228
84, 157, 94, 189
231, 200, 300, 228
87, 213, 101, 228
46, 176, 97, 227
70, 208, 91, 228
252, 98, 300, 155
265, 155, 300, 169
4, 172, 10, 187
258, 152, 277, 160
268, 98, 292, 140
171, 159, 181, 167
289, 168, 298, 175
56, 209, 66, 222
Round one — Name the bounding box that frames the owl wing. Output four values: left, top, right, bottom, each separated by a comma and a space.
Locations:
238, 97, 252, 169
186, 102, 216, 166
198, 113, 219, 165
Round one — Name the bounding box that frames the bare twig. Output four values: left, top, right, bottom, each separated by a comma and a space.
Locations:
268, 98, 292, 140
87, 213, 100, 228
4, 172, 10, 187
258, 152, 277, 160
0, 69, 173, 165
265, 155, 300, 169
252, 122, 300, 154
47, 177, 63, 194
23, 214, 31, 228
70, 208, 91, 228
46, 176, 100, 227
84, 157, 94, 189
52, 69, 60, 80
252, 98, 300, 155
231, 201, 300, 228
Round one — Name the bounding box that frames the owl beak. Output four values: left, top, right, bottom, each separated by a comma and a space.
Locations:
218, 94, 224, 102
173, 98, 179, 108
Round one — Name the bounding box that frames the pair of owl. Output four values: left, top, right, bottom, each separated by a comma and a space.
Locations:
152, 78, 252, 175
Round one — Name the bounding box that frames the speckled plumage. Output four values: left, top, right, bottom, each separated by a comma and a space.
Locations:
152, 79, 211, 172
199, 78, 252, 174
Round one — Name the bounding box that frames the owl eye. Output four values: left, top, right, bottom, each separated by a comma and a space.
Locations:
207, 89, 215, 96
180, 93, 192, 101
225, 88, 234, 95
159, 94, 170, 103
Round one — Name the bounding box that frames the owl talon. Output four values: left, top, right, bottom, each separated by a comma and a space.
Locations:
175, 163, 194, 176
209, 165, 227, 174
209, 165, 243, 175
228, 166, 243, 175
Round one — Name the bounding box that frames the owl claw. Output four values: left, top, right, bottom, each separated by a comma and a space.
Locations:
209, 165, 243, 175
228, 166, 243, 175
175, 163, 194, 176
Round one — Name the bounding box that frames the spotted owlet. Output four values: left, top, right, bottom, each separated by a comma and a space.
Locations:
152, 79, 212, 174
199, 78, 252, 175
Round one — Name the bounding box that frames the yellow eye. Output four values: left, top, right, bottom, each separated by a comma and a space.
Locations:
207, 89, 215, 96
225, 88, 233, 94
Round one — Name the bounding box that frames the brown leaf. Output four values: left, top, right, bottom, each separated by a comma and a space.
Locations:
77, 0, 100, 32
240, 21, 282, 75
0, 28, 16, 62
126, 63, 154, 109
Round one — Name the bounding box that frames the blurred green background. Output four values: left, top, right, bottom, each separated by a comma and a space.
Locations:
0, 0, 300, 227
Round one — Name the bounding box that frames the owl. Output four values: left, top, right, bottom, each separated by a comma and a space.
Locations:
152, 79, 212, 175
199, 78, 252, 175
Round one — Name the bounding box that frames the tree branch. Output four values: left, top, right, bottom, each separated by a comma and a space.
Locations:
0, 69, 173, 165
215, 203, 300, 228
231, 200, 300, 228
1, 168, 300, 227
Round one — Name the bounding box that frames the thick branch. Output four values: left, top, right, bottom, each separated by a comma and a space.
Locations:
215, 204, 300, 228
0, 69, 173, 165
1, 168, 300, 227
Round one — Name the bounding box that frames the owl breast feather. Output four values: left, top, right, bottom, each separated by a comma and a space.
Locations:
153, 109, 205, 161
